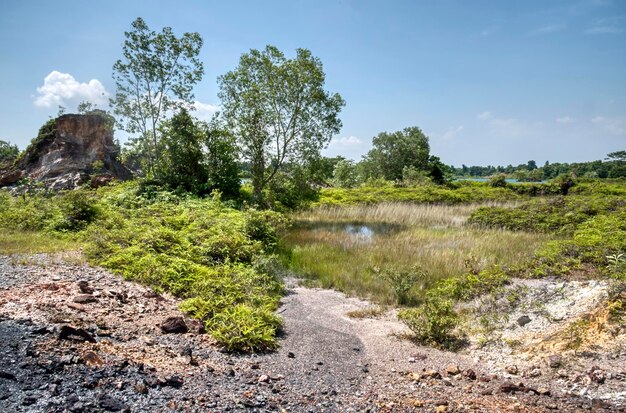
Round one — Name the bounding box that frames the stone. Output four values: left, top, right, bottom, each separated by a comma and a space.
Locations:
517, 315, 532, 327
164, 375, 184, 388
160, 316, 188, 334
463, 369, 477, 380
446, 364, 461, 375
0, 370, 17, 381
547, 354, 562, 368
73, 294, 97, 304
82, 350, 104, 366
587, 366, 606, 384
77, 281, 94, 294
258, 374, 270, 383
58, 325, 96, 343
0, 113, 131, 189
505, 365, 519, 375
287, 351, 296, 358
97, 394, 127, 412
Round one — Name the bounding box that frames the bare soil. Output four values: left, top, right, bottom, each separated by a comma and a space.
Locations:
0, 254, 624, 412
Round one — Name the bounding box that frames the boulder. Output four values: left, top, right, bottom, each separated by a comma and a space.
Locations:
0, 113, 131, 190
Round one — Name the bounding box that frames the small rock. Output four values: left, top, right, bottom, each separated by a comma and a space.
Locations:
22, 396, 37, 406
446, 364, 461, 375
66, 302, 86, 312
59, 325, 96, 343
98, 394, 127, 412
160, 317, 188, 334
500, 381, 524, 393
0, 370, 17, 381
537, 387, 551, 396
517, 315, 532, 327
82, 350, 104, 366
587, 366, 606, 384
436, 406, 447, 413
463, 369, 477, 380
73, 294, 97, 304
287, 352, 295, 358
505, 365, 519, 375
258, 374, 270, 383
77, 280, 94, 294
135, 383, 149, 395
164, 375, 184, 388
547, 354, 562, 368
421, 369, 441, 379
480, 388, 493, 396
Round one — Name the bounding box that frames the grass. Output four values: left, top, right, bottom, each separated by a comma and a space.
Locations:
283, 203, 550, 305
0, 230, 82, 255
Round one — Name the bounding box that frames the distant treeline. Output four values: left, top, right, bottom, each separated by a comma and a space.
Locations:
452, 151, 626, 181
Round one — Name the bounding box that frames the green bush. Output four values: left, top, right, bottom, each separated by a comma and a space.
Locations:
208, 304, 282, 352
398, 295, 459, 349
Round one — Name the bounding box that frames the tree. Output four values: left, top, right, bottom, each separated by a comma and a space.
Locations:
202, 117, 241, 199
111, 17, 204, 175
0, 140, 19, 163
157, 108, 208, 193
606, 150, 626, 162
362, 127, 430, 181
218, 45, 345, 204
333, 159, 358, 188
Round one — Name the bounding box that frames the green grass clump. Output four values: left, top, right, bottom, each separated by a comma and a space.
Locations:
0, 182, 286, 352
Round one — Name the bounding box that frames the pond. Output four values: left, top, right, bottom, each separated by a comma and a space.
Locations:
292, 221, 403, 246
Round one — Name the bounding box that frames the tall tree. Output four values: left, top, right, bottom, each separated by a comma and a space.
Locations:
218, 45, 345, 204
111, 17, 204, 175
0, 140, 19, 163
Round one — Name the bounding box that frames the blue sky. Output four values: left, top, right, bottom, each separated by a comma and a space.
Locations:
0, 0, 624, 166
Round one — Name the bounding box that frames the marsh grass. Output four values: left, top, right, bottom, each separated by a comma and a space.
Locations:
0, 230, 82, 255
284, 203, 549, 305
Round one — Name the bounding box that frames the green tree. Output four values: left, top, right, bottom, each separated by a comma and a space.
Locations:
606, 150, 626, 162
218, 45, 345, 205
333, 159, 358, 188
157, 108, 208, 193
362, 127, 430, 181
0, 140, 19, 163
111, 17, 204, 176
203, 117, 241, 199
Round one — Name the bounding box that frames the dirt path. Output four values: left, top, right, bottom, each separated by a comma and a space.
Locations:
0, 255, 622, 412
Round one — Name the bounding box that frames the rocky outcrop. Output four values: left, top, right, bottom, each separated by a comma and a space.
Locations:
0, 113, 131, 190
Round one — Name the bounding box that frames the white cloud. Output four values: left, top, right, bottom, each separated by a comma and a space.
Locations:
477, 111, 492, 120
331, 136, 362, 146
34, 71, 109, 108
530, 24, 566, 35
191, 100, 219, 121
591, 116, 625, 135
556, 116, 576, 124
585, 26, 623, 34
441, 126, 464, 141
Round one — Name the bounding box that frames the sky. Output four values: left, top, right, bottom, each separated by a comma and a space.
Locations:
0, 0, 625, 166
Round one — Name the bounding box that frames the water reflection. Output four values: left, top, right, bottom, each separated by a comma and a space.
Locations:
294, 221, 402, 248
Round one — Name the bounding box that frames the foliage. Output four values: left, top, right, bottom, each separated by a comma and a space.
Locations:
0, 139, 19, 163
332, 159, 359, 188
361, 127, 430, 182
398, 296, 459, 349
202, 117, 241, 199
218, 45, 345, 204
489, 174, 507, 188
111, 17, 204, 175
0, 182, 284, 352
376, 265, 427, 306
156, 109, 208, 194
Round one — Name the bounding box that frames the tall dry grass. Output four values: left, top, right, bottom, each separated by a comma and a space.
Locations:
284, 203, 549, 305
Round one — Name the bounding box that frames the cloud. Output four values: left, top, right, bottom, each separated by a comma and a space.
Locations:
591, 116, 625, 135
441, 126, 464, 141
34, 71, 109, 108
585, 26, 623, 34
556, 116, 576, 124
530, 24, 566, 35
331, 136, 362, 146
191, 100, 219, 121
477, 111, 492, 120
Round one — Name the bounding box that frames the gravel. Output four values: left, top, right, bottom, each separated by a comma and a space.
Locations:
1, 254, 624, 412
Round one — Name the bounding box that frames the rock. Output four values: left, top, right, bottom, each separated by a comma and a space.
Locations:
160, 316, 188, 334
59, 325, 96, 343
463, 369, 477, 380
287, 351, 296, 358
258, 374, 270, 383
537, 387, 551, 396
134, 383, 149, 395
500, 381, 524, 393
67, 302, 86, 312
77, 280, 94, 294
421, 369, 441, 379
164, 375, 184, 388
517, 315, 532, 326
547, 354, 562, 368
480, 388, 493, 396
446, 364, 461, 375
0, 113, 131, 189
97, 394, 127, 412
82, 350, 104, 366
0, 370, 17, 381
588, 366, 606, 384
436, 406, 447, 413
73, 294, 97, 304
505, 365, 519, 375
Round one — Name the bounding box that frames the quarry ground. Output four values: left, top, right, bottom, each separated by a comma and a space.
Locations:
0, 253, 624, 412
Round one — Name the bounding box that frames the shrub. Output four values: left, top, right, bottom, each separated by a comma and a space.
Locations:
398, 295, 459, 349
207, 304, 282, 352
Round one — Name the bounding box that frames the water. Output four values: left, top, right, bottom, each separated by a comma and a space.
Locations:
296, 222, 401, 247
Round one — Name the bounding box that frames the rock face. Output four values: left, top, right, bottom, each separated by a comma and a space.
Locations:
0, 113, 131, 190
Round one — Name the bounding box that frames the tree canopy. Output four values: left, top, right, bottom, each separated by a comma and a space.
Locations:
111, 17, 204, 175
218, 45, 345, 204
